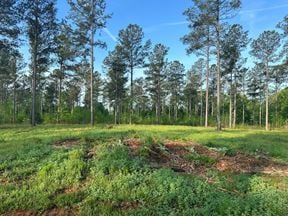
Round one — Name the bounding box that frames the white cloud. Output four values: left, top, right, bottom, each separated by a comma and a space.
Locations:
239, 3, 288, 14
103, 28, 117, 42
144, 21, 188, 33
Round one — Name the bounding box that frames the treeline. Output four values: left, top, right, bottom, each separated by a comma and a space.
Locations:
0, 0, 287, 130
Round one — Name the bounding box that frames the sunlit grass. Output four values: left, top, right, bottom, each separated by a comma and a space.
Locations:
1, 124, 288, 215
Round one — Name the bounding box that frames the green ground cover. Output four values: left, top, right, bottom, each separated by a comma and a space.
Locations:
0, 125, 288, 215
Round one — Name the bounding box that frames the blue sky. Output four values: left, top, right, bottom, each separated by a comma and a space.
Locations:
24, 0, 288, 75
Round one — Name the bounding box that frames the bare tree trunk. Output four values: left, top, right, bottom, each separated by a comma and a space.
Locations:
233, 90, 237, 128
242, 75, 245, 126
156, 80, 161, 124
205, 29, 210, 128
259, 102, 262, 127
200, 84, 203, 126
130, 63, 134, 125
40, 92, 43, 119
211, 95, 214, 117
31, 46, 37, 127
229, 87, 232, 128
12, 57, 17, 124
168, 103, 171, 121
242, 103, 245, 125
175, 95, 178, 121
13, 79, 16, 124
114, 106, 116, 124
57, 74, 62, 124
216, 27, 221, 131
265, 61, 269, 131
90, 1, 95, 126
276, 90, 278, 128
215, 2, 221, 131
189, 98, 192, 119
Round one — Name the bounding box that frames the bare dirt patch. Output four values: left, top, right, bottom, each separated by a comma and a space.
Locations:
41, 208, 76, 216
53, 138, 81, 149
123, 138, 288, 176
55, 185, 80, 196
5, 207, 77, 216
123, 138, 142, 151
4, 211, 36, 216
117, 201, 140, 211
85, 148, 97, 159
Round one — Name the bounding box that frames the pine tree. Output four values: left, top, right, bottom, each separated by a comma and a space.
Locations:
207, 0, 241, 130
184, 60, 203, 123
134, 78, 149, 117
221, 24, 249, 128
118, 24, 151, 124
68, 0, 111, 125
271, 64, 288, 127
166, 61, 185, 122
277, 15, 288, 62
104, 46, 127, 124
250, 30, 281, 130
247, 64, 265, 126
21, 0, 57, 126
182, 0, 215, 127
189, 59, 205, 125
54, 20, 76, 121
0, 0, 20, 50
145, 44, 169, 124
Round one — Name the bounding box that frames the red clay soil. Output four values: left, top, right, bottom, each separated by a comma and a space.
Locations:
124, 139, 198, 173
123, 138, 142, 151
123, 138, 288, 176
4, 211, 36, 216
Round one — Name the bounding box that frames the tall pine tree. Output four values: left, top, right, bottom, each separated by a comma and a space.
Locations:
68, 0, 111, 125
118, 24, 151, 124
21, 0, 57, 126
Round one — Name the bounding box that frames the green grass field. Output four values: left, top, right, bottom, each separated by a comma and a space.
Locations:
1, 125, 288, 215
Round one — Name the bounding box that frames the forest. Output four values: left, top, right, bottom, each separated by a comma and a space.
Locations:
0, 0, 287, 130
1, 0, 288, 215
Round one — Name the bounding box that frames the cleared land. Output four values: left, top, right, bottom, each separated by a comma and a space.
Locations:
1, 125, 288, 215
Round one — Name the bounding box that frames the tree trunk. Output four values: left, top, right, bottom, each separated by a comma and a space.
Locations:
233, 90, 237, 129
205, 29, 210, 127
114, 104, 117, 125
200, 84, 203, 126
31, 46, 37, 127
57, 76, 62, 124
13, 79, 16, 124
168, 103, 171, 121
188, 98, 191, 119
12, 57, 17, 124
174, 104, 177, 122
211, 95, 214, 117
155, 78, 161, 124
229, 86, 232, 129
90, 2, 95, 126
259, 102, 262, 127
275, 90, 278, 128
242, 103, 245, 125
215, 6, 221, 131
265, 61, 269, 131
216, 31, 221, 131
130, 63, 134, 125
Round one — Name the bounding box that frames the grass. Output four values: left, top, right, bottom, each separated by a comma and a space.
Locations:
0, 124, 288, 215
